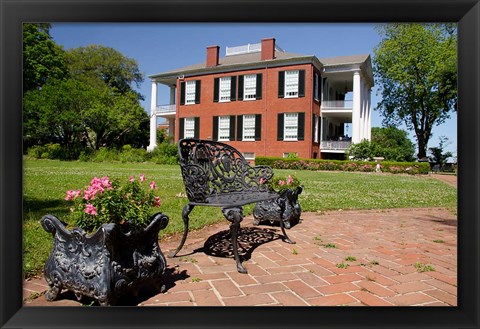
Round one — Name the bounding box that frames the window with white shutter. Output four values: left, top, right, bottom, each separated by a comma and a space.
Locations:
184, 117, 195, 138
285, 70, 299, 98
284, 113, 298, 141
243, 75, 256, 100
218, 116, 230, 141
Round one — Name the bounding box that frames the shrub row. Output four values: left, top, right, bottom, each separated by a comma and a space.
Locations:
26, 143, 179, 165
255, 156, 430, 175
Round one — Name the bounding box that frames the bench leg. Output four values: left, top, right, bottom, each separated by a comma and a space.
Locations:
168, 204, 194, 258
222, 207, 247, 274
277, 199, 296, 245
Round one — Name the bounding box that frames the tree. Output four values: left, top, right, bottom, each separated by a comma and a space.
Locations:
66, 45, 144, 99
428, 136, 453, 166
23, 79, 97, 147
81, 90, 149, 149
23, 23, 68, 92
348, 127, 415, 162
373, 24, 457, 160
371, 127, 415, 162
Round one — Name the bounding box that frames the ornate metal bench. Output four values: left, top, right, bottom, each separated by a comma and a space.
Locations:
170, 138, 295, 273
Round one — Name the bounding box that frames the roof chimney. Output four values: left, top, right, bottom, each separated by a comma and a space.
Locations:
261, 38, 276, 60
206, 45, 220, 67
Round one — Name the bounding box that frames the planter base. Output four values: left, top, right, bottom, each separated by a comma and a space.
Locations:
40, 213, 169, 306
253, 186, 302, 229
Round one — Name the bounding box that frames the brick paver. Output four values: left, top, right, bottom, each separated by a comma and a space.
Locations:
24, 207, 457, 307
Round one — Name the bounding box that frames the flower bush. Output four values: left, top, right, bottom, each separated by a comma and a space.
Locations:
263, 174, 302, 193
65, 174, 162, 232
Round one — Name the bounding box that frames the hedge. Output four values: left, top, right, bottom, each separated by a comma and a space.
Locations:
255, 156, 430, 175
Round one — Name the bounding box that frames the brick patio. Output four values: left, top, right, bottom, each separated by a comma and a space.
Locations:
24, 207, 457, 307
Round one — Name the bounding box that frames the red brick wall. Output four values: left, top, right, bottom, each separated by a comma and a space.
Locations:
175, 63, 321, 159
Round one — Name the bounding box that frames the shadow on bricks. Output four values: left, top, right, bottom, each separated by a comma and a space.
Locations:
192, 227, 282, 262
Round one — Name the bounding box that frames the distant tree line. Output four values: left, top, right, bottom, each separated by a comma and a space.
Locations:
23, 23, 149, 157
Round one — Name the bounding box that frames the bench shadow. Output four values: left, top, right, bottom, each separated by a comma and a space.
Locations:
193, 226, 283, 262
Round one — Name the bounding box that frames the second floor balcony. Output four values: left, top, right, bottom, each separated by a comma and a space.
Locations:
321, 140, 351, 151
321, 100, 353, 110
154, 104, 176, 117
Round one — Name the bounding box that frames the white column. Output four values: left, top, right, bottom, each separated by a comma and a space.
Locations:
362, 80, 368, 141
366, 87, 371, 140
352, 71, 361, 144
147, 80, 158, 152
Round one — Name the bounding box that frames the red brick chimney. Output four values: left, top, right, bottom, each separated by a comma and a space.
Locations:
261, 38, 276, 60
206, 45, 220, 67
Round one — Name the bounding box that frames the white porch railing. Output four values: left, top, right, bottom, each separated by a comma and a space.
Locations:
155, 104, 176, 114
322, 100, 353, 109
321, 140, 351, 150
226, 43, 284, 56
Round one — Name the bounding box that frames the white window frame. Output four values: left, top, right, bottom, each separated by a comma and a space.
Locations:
284, 70, 299, 98
314, 115, 319, 143
284, 113, 298, 141
314, 73, 319, 101
219, 77, 231, 102
185, 80, 196, 105
218, 116, 230, 141
243, 114, 256, 141
243, 152, 255, 161
243, 74, 257, 101
184, 117, 195, 138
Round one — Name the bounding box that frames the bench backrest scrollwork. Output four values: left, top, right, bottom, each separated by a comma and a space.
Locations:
178, 139, 274, 204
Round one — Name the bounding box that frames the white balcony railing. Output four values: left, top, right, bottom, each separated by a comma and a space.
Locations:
321, 140, 351, 150
155, 104, 176, 114
225, 43, 284, 56
322, 100, 353, 109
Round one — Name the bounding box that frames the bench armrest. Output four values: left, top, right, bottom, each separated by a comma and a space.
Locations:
180, 163, 209, 203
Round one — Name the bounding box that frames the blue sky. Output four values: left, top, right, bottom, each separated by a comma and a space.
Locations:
50, 23, 457, 158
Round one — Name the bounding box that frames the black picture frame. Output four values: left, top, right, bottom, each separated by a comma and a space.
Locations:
1, 0, 478, 328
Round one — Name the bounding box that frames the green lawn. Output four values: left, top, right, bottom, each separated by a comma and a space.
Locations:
23, 159, 457, 277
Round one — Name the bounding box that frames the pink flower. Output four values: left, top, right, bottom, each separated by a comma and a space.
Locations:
65, 189, 82, 201
153, 196, 161, 207
259, 177, 267, 184
287, 175, 294, 185
65, 190, 75, 201
149, 181, 157, 190
139, 174, 146, 182
278, 180, 286, 186
129, 176, 135, 182
84, 203, 97, 215
101, 176, 112, 189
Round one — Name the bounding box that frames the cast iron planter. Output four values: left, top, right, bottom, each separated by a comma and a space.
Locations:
40, 212, 169, 306
253, 186, 303, 229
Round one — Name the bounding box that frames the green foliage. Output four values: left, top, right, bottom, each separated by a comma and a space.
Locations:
22, 23, 68, 93
266, 174, 302, 193
347, 127, 415, 162
23, 36, 148, 151
148, 142, 179, 165
414, 262, 435, 272
256, 156, 430, 175
347, 140, 378, 161
26, 143, 77, 160
66, 44, 144, 98
373, 23, 457, 159
428, 136, 453, 166
371, 127, 415, 162
23, 79, 97, 148
66, 175, 162, 232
